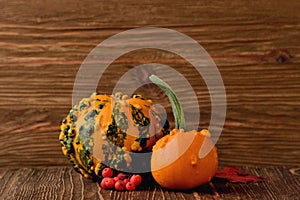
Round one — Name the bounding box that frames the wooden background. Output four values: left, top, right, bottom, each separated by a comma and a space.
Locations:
0, 0, 299, 169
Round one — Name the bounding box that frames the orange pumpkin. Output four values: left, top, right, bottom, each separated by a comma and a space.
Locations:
149, 75, 218, 190
151, 129, 218, 190
59, 92, 169, 180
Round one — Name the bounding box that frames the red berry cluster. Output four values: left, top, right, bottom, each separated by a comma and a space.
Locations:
100, 168, 142, 191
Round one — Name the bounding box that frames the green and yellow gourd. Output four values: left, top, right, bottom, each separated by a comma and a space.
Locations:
59, 92, 169, 181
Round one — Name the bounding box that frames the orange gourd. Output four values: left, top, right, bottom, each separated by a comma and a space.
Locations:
149, 75, 218, 190
59, 92, 169, 180
59, 74, 218, 190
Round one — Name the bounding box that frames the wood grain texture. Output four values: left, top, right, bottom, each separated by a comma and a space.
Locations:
0, 166, 299, 199
0, 0, 300, 168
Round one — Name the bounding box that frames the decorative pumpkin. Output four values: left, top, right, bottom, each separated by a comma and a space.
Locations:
59, 92, 169, 181
149, 75, 218, 190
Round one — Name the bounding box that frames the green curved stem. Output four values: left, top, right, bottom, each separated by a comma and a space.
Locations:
149, 74, 186, 130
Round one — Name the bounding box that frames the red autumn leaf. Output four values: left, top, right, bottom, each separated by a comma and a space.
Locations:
215, 166, 263, 183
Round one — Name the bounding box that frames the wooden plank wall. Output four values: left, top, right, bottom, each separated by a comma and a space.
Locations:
0, 0, 299, 168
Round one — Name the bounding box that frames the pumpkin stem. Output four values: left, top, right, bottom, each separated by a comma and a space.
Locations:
149, 75, 186, 130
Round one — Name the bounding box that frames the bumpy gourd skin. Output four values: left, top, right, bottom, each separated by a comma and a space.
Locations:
148, 75, 218, 190
151, 129, 218, 190
59, 92, 169, 181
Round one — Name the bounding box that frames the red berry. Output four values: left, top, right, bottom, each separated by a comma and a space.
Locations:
115, 180, 125, 191
102, 168, 113, 178
106, 178, 115, 188
126, 182, 136, 191
100, 179, 108, 189
130, 175, 142, 186
123, 178, 129, 184
100, 178, 115, 189
113, 177, 119, 182
117, 173, 126, 180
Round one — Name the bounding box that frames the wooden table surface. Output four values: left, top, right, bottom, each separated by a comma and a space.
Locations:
1, 166, 300, 200
1, 0, 300, 199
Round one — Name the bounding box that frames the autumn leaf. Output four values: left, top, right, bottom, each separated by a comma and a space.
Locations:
215, 166, 263, 183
